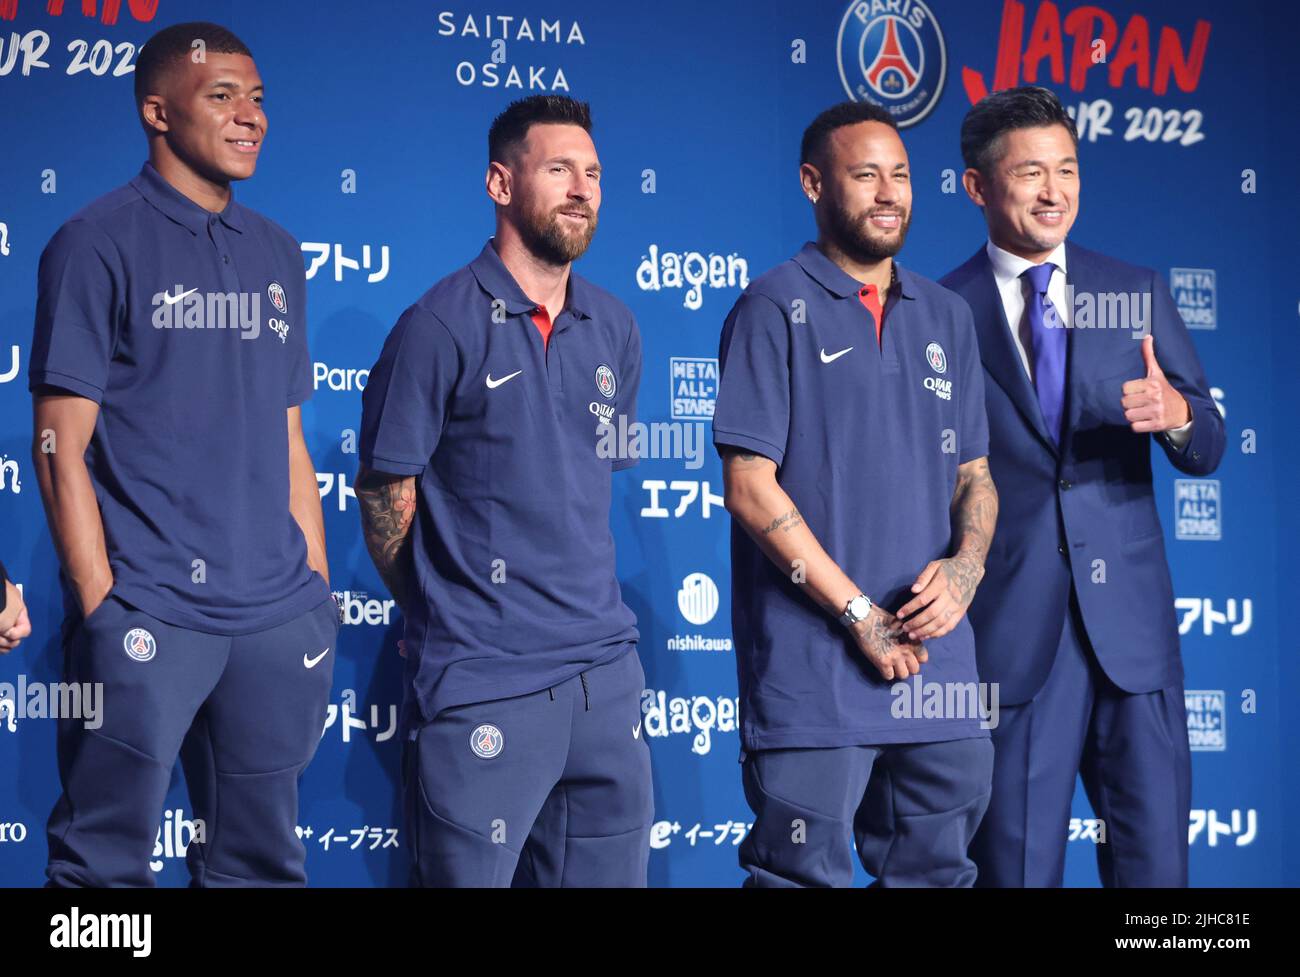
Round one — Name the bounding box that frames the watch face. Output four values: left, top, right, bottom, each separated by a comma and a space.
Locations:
850, 596, 871, 619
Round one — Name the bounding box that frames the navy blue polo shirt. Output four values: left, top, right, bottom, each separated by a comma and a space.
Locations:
30, 162, 328, 634
713, 242, 991, 750
359, 240, 641, 721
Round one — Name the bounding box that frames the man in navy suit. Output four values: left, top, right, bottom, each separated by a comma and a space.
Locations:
940, 86, 1224, 887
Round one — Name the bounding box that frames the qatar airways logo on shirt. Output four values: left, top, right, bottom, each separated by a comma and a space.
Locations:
151, 284, 290, 343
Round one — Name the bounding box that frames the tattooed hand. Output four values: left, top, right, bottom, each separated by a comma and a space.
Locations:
850, 606, 928, 681
895, 552, 985, 641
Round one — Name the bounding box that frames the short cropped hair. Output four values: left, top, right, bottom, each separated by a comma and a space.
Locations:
960, 85, 1079, 174
488, 95, 593, 165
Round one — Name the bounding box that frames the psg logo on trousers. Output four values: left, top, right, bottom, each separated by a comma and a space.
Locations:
470, 723, 504, 759
837, 0, 947, 127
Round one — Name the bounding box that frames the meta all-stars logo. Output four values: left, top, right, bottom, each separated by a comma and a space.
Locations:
837, 0, 948, 127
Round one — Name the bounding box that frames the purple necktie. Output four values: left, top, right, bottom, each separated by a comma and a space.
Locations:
1021, 263, 1065, 444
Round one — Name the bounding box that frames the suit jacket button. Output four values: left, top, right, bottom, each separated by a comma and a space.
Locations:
1058, 543, 1067, 555
1059, 478, 1072, 490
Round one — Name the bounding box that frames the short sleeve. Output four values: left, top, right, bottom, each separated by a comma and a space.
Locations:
29, 220, 124, 403
359, 305, 460, 476
712, 291, 791, 467
612, 313, 643, 472
284, 244, 313, 408
955, 300, 989, 464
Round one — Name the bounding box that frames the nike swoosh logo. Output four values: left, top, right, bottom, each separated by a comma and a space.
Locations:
633, 721, 642, 739
485, 370, 523, 389
163, 287, 198, 305
820, 346, 853, 364
303, 647, 330, 669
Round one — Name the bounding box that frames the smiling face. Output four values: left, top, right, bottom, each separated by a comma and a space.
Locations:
140, 52, 266, 185
809, 120, 912, 263
498, 122, 601, 266
965, 124, 1079, 262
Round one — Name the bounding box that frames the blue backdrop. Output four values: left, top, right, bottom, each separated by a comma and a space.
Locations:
2, 0, 1296, 887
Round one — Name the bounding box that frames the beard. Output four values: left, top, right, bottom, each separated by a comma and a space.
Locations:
518, 201, 598, 265
825, 202, 911, 263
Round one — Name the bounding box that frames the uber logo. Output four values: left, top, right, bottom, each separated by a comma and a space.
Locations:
332, 590, 397, 627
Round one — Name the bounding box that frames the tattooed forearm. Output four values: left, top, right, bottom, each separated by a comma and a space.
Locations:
940, 553, 984, 606
356, 466, 418, 612
951, 458, 998, 565
761, 508, 804, 536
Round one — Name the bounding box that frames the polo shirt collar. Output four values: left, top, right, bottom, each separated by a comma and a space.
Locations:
793, 241, 915, 301
130, 161, 246, 236
469, 239, 593, 320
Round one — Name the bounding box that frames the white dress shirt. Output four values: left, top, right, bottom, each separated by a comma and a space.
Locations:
984, 239, 1191, 449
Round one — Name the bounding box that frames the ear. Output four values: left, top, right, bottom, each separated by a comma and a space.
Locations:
485, 160, 511, 206
961, 168, 985, 207
799, 162, 821, 203
140, 95, 169, 135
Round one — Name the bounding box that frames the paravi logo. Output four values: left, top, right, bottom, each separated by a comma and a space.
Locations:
837, 0, 948, 127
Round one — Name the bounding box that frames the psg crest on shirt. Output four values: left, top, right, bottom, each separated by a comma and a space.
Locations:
123, 627, 157, 663
595, 364, 617, 399
267, 281, 288, 315
470, 723, 504, 759
926, 342, 947, 374
836, 0, 947, 127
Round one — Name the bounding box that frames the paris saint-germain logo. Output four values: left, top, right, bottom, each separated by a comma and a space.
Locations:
837, 0, 947, 128
123, 627, 157, 663
595, 364, 617, 399
267, 281, 287, 314
470, 723, 504, 759
926, 342, 947, 374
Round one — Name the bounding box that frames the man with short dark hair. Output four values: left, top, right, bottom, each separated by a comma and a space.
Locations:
714, 101, 998, 887
31, 22, 336, 887
941, 85, 1225, 887
357, 94, 652, 888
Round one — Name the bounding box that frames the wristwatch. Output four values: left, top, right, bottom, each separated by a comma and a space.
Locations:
839, 593, 874, 628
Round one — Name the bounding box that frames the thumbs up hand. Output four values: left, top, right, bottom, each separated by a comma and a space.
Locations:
1121, 335, 1191, 434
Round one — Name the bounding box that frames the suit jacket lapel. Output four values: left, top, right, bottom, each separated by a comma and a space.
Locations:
967, 249, 1058, 458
